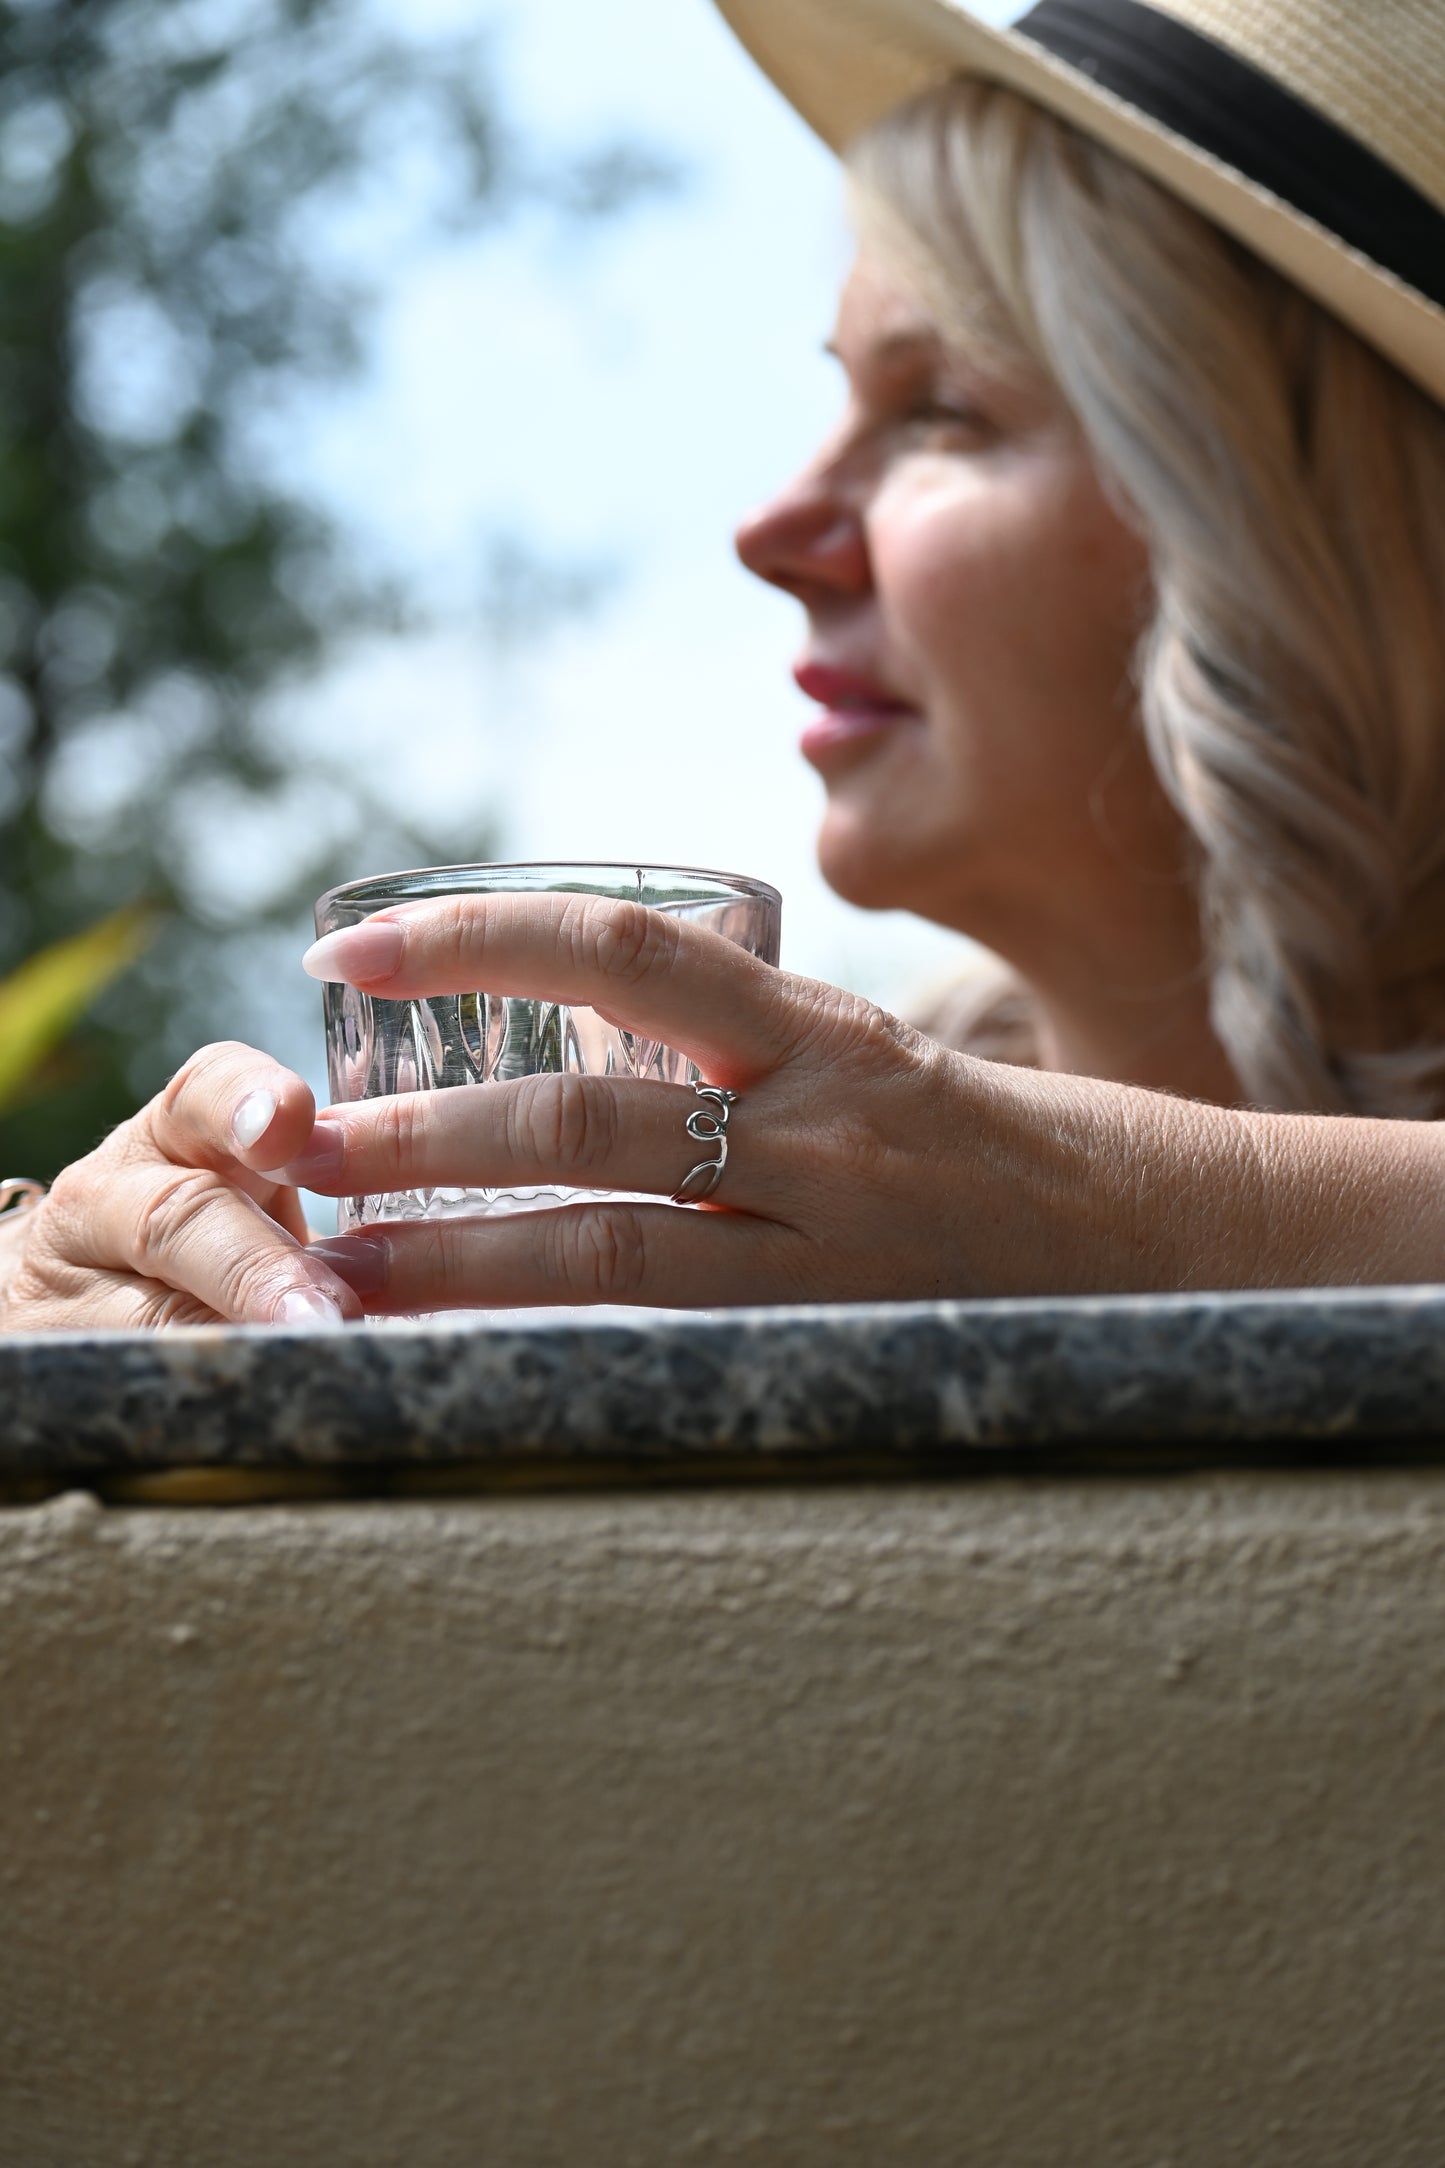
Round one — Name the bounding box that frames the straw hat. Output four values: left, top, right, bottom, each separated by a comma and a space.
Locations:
711, 0, 1445, 407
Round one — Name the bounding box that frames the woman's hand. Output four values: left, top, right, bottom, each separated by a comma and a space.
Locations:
11, 896, 1437, 1332
285, 890, 1114, 1313
0, 1042, 365, 1331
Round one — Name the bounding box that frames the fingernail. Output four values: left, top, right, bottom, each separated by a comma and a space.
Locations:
302, 919, 404, 985
274, 1287, 347, 1328
309, 1235, 389, 1297
259, 1119, 345, 1188
231, 1088, 278, 1152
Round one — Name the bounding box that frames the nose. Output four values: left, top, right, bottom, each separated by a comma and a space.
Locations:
734, 465, 869, 605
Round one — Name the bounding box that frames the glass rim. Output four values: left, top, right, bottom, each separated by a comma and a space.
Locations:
316, 858, 782, 920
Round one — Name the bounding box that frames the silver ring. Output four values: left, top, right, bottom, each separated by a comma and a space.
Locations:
0, 1178, 46, 1217
671, 1085, 738, 1205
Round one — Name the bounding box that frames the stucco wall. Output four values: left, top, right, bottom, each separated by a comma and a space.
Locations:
2, 1472, 1443, 2165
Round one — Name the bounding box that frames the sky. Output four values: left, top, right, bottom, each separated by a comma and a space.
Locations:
275, 0, 1032, 1044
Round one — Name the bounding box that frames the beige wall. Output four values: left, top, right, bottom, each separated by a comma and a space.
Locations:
2, 1471, 1443, 2166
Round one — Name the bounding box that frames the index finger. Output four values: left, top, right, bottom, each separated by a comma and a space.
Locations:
301, 893, 802, 1082
135, 1039, 321, 1194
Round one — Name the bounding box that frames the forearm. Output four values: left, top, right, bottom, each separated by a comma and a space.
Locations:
976, 1062, 1445, 1294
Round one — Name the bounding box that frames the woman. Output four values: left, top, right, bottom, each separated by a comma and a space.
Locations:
1, 0, 1442, 1327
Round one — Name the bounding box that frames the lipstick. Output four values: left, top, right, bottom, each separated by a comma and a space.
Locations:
793, 660, 921, 767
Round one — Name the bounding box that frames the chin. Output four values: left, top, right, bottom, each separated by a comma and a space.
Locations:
815, 819, 924, 915
816, 810, 988, 930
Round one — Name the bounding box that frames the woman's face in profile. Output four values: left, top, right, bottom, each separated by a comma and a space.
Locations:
735, 252, 1173, 948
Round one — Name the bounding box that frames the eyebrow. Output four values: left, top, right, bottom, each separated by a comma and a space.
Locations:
822, 325, 945, 368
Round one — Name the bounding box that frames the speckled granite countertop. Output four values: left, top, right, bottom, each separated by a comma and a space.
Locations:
2, 1288, 1445, 1478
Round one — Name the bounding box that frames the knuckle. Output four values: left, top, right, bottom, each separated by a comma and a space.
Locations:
433, 897, 476, 978
532, 1075, 617, 1175
133, 1167, 231, 1274
45, 1153, 99, 1225
792, 984, 921, 1067
408, 1221, 472, 1310
133, 1286, 216, 1330
849, 998, 923, 1062
372, 1092, 424, 1182
0, 1250, 67, 1327
567, 896, 679, 984
201, 1208, 311, 1321
552, 1203, 648, 1302
39, 1149, 117, 1259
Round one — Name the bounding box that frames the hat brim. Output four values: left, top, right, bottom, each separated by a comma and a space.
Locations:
713, 0, 1445, 409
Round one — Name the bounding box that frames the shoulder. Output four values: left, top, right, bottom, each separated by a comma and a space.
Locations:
905, 965, 1040, 1068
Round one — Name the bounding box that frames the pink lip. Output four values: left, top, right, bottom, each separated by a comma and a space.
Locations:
792, 660, 921, 769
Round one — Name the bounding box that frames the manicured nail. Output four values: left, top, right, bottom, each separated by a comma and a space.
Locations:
309, 1235, 389, 1297
302, 919, 404, 984
231, 1088, 278, 1152
259, 1119, 345, 1188
274, 1287, 347, 1328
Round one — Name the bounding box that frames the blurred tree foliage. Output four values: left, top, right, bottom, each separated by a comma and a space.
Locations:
0, 0, 673, 1177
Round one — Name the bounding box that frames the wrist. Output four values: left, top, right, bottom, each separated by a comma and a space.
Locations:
958, 1057, 1152, 1294
977, 1060, 1445, 1293
966, 1060, 1273, 1293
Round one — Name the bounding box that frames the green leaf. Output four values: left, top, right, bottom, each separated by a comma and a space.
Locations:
0, 906, 158, 1116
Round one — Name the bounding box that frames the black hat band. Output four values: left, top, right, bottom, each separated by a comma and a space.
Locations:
1017, 0, 1445, 311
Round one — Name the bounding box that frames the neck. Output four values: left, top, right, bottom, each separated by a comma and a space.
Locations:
957, 886, 1241, 1104
1030, 976, 1240, 1102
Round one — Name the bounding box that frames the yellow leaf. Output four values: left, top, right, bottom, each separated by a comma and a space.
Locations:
0, 905, 159, 1116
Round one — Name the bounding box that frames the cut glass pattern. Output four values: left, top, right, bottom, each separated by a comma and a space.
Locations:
314, 863, 780, 1233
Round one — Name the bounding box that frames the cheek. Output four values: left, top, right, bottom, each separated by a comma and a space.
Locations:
873, 463, 1150, 704
870, 477, 1011, 657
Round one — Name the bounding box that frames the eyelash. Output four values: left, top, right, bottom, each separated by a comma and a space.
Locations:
905, 399, 988, 435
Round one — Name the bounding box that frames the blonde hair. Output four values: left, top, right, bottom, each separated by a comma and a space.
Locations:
849, 82, 1445, 1116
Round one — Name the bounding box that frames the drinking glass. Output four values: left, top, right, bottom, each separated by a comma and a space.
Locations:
314, 861, 782, 1232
